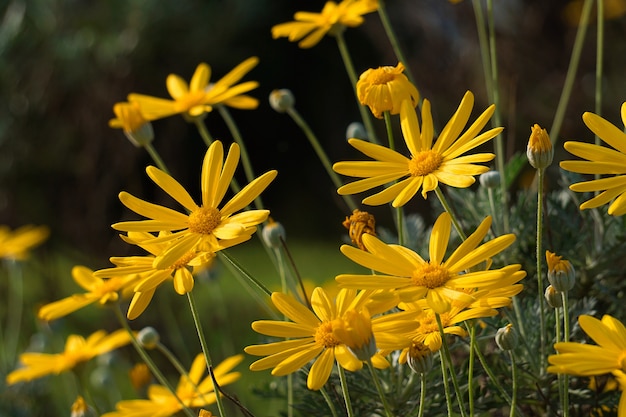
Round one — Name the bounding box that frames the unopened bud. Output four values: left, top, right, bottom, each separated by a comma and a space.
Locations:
545, 285, 563, 308
495, 324, 517, 351
407, 341, 434, 374
546, 251, 575, 292
137, 326, 160, 349
527, 124, 553, 170
71, 396, 95, 417
262, 218, 286, 248
346, 122, 368, 141
479, 170, 501, 189
269, 89, 295, 113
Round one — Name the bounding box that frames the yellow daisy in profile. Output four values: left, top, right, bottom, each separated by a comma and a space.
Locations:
0, 224, 49, 260
245, 287, 394, 390
38, 265, 138, 321
356, 62, 420, 119
112, 140, 277, 269
108, 101, 154, 147
6, 330, 131, 385
102, 354, 243, 417
548, 314, 626, 416
334, 91, 502, 207
128, 57, 259, 121
336, 212, 522, 313
560, 102, 626, 215
272, 0, 379, 49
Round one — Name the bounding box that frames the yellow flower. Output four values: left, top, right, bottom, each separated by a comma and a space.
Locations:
0, 224, 49, 260
108, 101, 154, 147
356, 62, 420, 118
560, 102, 626, 215
128, 58, 259, 121
38, 265, 139, 321
333, 91, 502, 207
526, 123, 553, 169
272, 0, 378, 49
112, 140, 277, 269
548, 314, 626, 416
333, 308, 376, 360
245, 288, 394, 390
545, 250, 575, 292
102, 354, 243, 417
6, 330, 132, 385
336, 212, 523, 313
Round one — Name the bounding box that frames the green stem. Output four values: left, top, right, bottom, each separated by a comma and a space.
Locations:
279, 236, 311, 309
319, 386, 340, 417
157, 342, 191, 380
561, 291, 571, 417
143, 143, 170, 175
468, 322, 477, 417
434, 187, 467, 240
338, 364, 355, 417
285, 106, 358, 212
536, 168, 547, 375
273, 246, 294, 417
366, 359, 394, 417
186, 291, 227, 417
218, 250, 272, 297
436, 314, 467, 417
555, 306, 565, 413
113, 306, 196, 417
509, 350, 518, 417
334, 31, 379, 144
548, 0, 593, 146
383, 111, 404, 246
593, 0, 604, 251
471, 0, 494, 109
376, 0, 417, 87
417, 372, 426, 417
486, 187, 499, 237
439, 348, 454, 417
194, 117, 215, 148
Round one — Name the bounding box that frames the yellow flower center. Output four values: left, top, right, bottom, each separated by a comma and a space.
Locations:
188, 207, 222, 235
411, 263, 450, 289
408, 151, 443, 177
369, 68, 396, 85
315, 321, 341, 348
419, 311, 451, 335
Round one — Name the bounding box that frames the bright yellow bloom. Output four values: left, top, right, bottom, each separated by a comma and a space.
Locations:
6, 330, 132, 385
38, 265, 138, 321
560, 103, 626, 215
548, 314, 626, 417
272, 0, 378, 49
334, 91, 501, 207
0, 224, 49, 260
102, 354, 243, 417
112, 140, 277, 269
356, 62, 420, 119
245, 288, 395, 390
128, 58, 259, 121
336, 212, 523, 313
108, 101, 154, 147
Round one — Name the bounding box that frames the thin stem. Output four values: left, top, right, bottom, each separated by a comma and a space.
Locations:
157, 342, 192, 381
376, 0, 417, 86
434, 187, 467, 240
143, 143, 170, 175
417, 372, 426, 417
468, 322, 477, 417
334, 31, 379, 144
186, 291, 227, 417
366, 359, 394, 417
194, 117, 215, 148
548, 0, 594, 146
561, 291, 571, 417
435, 313, 467, 417
509, 350, 518, 417
338, 365, 355, 417
555, 306, 565, 413
593, 0, 604, 252
439, 349, 454, 417
383, 110, 404, 246
273, 246, 294, 417
285, 106, 358, 212
486, 187, 499, 237
113, 306, 196, 417
536, 168, 547, 375
319, 386, 340, 417
279, 236, 311, 309
471, 0, 493, 107
218, 250, 272, 297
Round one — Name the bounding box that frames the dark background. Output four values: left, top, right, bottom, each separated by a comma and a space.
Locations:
1, 0, 625, 264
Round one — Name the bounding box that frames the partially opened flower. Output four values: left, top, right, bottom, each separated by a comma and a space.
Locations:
112, 140, 277, 269
272, 0, 379, 49
6, 330, 132, 385
356, 62, 419, 118
334, 91, 502, 207
102, 354, 243, 417
560, 102, 626, 215
336, 212, 522, 313
109, 101, 154, 147
0, 224, 49, 260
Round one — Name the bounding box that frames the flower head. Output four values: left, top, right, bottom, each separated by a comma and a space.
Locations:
102, 354, 243, 417
0, 224, 49, 260
546, 250, 576, 292
272, 0, 378, 49
527, 123, 553, 169
336, 212, 523, 313
109, 101, 154, 147
560, 102, 626, 215
6, 330, 132, 385
334, 91, 502, 207
112, 140, 277, 270
342, 209, 376, 250
356, 62, 420, 118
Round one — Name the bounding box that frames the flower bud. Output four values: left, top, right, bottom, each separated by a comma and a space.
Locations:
269, 89, 295, 113
544, 285, 563, 308
71, 396, 95, 417
262, 218, 286, 248
479, 170, 501, 189
407, 341, 434, 375
495, 324, 517, 351
526, 124, 553, 169
199, 410, 214, 417
346, 122, 368, 141
137, 326, 160, 349
546, 251, 575, 292
109, 102, 154, 147
342, 209, 376, 251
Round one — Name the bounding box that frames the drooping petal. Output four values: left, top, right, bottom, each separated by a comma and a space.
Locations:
307, 348, 335, 390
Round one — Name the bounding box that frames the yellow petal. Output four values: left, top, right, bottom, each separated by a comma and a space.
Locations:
307, 348, 335, 390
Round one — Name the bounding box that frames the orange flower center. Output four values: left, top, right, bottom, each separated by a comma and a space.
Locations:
315, 321, 341, 348
412, 263, 450, 289
188, 207, 221, 235
409, 151, 443, 177
418, 311, 451, 334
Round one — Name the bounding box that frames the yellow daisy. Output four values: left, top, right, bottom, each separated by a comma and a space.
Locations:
128, 57, 259, 121
245, 287, 395, 390
0, 224, 49, 260
560, 102, 626, 215
356, 62, 420, 119
272, 0, 379, 49
333, 91, 502, 207
108, 101, 154, 147
112, 140, 277, 269
6, 330, 132, 385
336, 212, 523, 313
102, 354, 243, 417
38, 265, 138, 321
548, 314, 626, 416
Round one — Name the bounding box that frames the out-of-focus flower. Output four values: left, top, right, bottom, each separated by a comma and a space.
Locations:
495, 324, 517, 351
109, 101, 154, 147
129, 363, 152, 391
0, 225, 49, 261
563, 0, 626, 26
356, 62, 419, 119
272, 0, 379, 49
